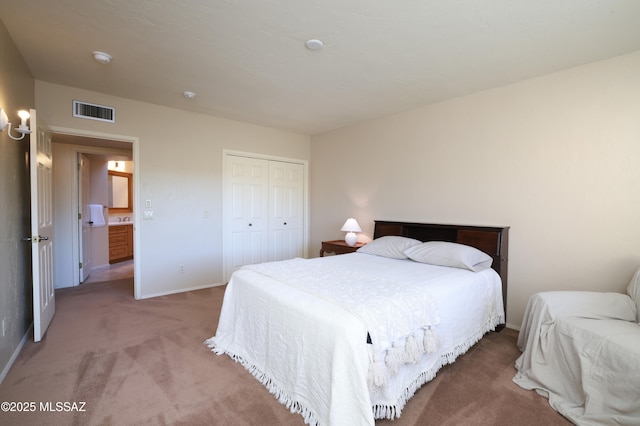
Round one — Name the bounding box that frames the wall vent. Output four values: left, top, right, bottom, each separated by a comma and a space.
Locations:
72, 100, 115, 123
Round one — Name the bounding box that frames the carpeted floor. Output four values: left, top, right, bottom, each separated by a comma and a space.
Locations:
0, 278, 570, 425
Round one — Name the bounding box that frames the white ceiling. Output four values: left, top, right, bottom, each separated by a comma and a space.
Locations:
2, 0, 640, 135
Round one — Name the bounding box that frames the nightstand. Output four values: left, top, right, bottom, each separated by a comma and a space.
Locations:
320, 240, 365, 257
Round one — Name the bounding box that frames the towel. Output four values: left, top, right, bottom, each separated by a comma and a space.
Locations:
88, 204, 106, 227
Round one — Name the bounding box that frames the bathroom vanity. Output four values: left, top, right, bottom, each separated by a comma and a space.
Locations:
109, 223, 133, 264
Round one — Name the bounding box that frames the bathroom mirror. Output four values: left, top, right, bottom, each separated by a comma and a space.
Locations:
108, 170, 133, 213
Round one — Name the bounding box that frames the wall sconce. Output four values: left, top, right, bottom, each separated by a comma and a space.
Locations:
0, 108, 32, 140
341, 218, 362, 247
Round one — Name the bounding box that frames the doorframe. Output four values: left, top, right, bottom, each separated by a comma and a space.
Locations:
50, 126, 141, 299
222, 149, 309, 282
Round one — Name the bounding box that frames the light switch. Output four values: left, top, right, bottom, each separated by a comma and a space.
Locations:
145, 199, 152, 208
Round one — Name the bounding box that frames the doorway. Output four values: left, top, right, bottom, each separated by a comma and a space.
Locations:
79, 156, 134, 280
50, 127, 140, 298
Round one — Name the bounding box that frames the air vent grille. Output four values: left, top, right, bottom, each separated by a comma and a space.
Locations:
72, 100, 115, 123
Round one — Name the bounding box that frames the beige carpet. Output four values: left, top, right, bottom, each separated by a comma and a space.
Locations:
0, 278, 570, 425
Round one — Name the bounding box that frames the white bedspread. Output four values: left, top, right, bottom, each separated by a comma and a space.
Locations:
244, 257, 441, 384
207, 253, 504, 426
513, 291, 640, 425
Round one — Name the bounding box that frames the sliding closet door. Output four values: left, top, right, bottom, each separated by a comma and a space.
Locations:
225, 155, 270, 280
269, 161, 304, 262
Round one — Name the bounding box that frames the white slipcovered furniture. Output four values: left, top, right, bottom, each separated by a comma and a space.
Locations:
513, 269, 640, 425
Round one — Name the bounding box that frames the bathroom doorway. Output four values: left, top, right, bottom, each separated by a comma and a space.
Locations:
78, 156, 134, 283
50, 128, 139, 297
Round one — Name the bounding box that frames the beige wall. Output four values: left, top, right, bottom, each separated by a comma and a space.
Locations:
0, 21, 35, 381
310, 51, 640, 329
36, 81, 310, 298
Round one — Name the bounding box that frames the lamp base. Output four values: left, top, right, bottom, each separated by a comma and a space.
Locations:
345, 232, 357, 247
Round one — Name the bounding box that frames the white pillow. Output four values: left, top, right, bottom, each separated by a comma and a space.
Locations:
404, 241, 493, 272
356, 236, 422, 259
627, 267, 640, 323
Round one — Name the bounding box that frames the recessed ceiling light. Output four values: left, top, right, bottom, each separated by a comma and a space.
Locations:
305, 39, 324, 51
183, 91, 196, 99
92, 51, 112, 64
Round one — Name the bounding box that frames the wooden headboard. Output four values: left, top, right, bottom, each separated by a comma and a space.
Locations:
374, 220, 509, 321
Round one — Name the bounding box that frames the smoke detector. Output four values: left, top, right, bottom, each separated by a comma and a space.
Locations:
93, 51, 112, 64
305, 39, 324, 51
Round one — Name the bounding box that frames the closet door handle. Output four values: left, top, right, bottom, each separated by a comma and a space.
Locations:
248, 223, 252, 226
283, 222, 287, 225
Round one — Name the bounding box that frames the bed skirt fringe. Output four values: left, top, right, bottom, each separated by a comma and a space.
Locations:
373, 316, 504, 420
205, 314, 504, 424
205, 337, 321, 426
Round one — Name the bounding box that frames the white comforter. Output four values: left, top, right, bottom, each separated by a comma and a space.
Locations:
207, 253, 504, 426
513, 291, 640, 425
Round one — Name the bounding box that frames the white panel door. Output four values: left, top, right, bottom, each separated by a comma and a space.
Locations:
269, 161, 304, 262
78, 153, 92, 283
30, 109, 55, 342
225, 155, 269, 281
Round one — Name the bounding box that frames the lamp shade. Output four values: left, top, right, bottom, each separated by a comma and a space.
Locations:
341, 218, 362, 233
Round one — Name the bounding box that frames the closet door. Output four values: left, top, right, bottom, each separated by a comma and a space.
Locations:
225, 155, 269, 279
269, 161, 304, 262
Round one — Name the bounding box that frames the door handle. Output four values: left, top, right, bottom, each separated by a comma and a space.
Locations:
27, 236, 49, 242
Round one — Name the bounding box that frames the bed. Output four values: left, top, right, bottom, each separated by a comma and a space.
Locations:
206, 221, 509, 425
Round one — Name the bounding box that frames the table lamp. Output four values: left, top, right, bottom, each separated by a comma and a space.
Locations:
341, 218, 362, 247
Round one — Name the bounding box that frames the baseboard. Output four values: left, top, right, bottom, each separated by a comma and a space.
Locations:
91, 263, 111, 272
138, 282, 225, 300
0, 322, 33, 384
505, 322, 520, 331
